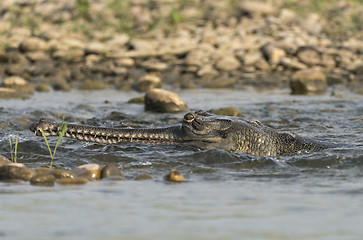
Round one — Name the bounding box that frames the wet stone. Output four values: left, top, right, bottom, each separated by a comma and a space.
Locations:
30, 174, 55, 186
290, 68, 327, 94
56, 178, 88, 185
0, 163, 36, 181
128, 96, 144, 104
209, 107, 242, 117
72, 164, 101, 180
144, 88, 189, 113
36, 168, 52, 175
50, 169, 77, 179
79, 80, 108, 90
101, 164, 123, 179
0, 155, 11, 167
134, 173, 154, 181
164, 170, 185, 182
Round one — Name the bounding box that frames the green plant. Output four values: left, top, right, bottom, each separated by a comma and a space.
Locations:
9, 134, 19, 163
40, 117, 68, 168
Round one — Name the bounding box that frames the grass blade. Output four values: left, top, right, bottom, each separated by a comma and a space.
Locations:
14, 134, 18, 163
40, 128, 54, 160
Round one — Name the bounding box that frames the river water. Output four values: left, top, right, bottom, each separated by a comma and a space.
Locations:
0, 87, 362, 239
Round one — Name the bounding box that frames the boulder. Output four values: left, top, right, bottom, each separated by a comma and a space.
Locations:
215, 55, 241, 71
0, 163, 36, 181
290, 68, 327, 94
144, 89, 188, 113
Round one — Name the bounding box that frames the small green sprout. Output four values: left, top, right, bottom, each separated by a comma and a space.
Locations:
40, 116, 68, 168
9, 134, 19, 163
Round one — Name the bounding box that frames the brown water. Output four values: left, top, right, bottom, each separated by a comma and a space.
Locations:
0, 87, 362, 239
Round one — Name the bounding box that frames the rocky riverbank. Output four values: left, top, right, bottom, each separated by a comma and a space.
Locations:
0, 0, 363, 99
0, 154, 185, 186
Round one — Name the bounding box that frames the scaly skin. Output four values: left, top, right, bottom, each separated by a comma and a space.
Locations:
30, 110, 332, 156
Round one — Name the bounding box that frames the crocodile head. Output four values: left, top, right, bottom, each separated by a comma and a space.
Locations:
179, 110, 238, 150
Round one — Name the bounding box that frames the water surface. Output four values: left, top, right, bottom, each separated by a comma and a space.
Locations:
0, 87, 362, 239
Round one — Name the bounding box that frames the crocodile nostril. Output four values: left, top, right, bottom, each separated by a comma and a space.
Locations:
184, 113, 195, 122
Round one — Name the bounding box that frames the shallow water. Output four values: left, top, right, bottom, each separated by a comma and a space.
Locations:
0, 87, 362, 239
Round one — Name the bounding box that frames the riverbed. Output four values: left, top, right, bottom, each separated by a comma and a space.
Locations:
0, 87, 362, 239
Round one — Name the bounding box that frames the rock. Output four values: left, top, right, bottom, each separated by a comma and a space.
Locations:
30, 174, 55, 186
215, 55, 241, 71
197, 64, 219, 77
35, 84, 51, 92
209, 107, 242, 117
164, 170, 185, 182
85, 42, 108, 55
296, 47, 321, 66
128, 96, 144, 104
56, 178, 88, 185
139, 59, 168, 71
35, 168, 52, 175
53, 82, 71, 92
72, 164, 101, 180
52, 48, 85, 62
204, 77, 236, 88
0, 155, 11, 167
279, 57, 307, 70
0, 163, 36, 181
134, 73, 162, 92
50, 169, 77, 179
25, 51, 50, 62
134, 173, 154, 181
239, 1, 276, 18
2, 76, 27, 86
79, 80, 108, 90
19, 37, 48, 52
261, 44, 286, 67
114, 58, 135, 68
144, 89, 188, 113
290, 68, 327, 94
101, 164, 125, 180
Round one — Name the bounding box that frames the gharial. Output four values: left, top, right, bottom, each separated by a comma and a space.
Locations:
30, 110, 333, 157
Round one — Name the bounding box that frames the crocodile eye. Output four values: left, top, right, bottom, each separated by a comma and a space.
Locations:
184, 113, 195, 122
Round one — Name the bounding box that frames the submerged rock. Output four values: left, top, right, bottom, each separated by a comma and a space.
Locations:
209, 107, 242, 117
164, 170, 185, 182
134, 173, 154, 181
0, 163, 36, 181
30, 174, 56, 186
56, 178, 88, 185
144, 89, 188, 113
101, 164, 125, 180
72, 164, 101, 180
290, 68, 327, 94
50, 169, 77, 179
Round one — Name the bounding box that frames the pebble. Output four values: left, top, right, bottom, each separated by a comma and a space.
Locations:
0, 163, 36, 181
134, 173, 154, 181
30, 174, 56, 186
72, 164, 101, 180
209, 107, 242, 117
101, 164, 124, 179
56, 178, 88, 185
164, 170, 185, 182
36, 168, 52, 175
50, 169, 77, 179
144, 89, 189, 113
